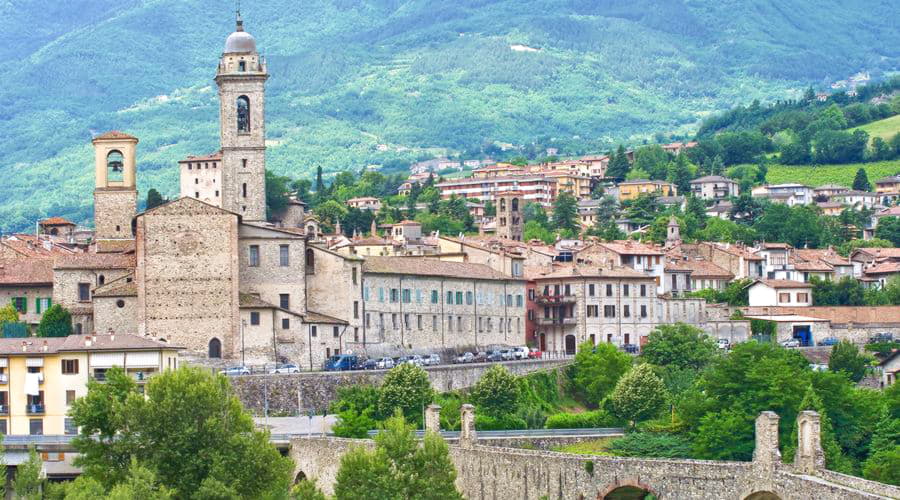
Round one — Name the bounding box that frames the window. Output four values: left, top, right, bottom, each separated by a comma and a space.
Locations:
606, 284, 613, 297
279, 245, 290, 266
623, 284, 630, 296
250, 312, 260, 325
588, 284, 595, 296
66, 390, 76, 406
305, 249, 315, 274
458, 316, 464, 332
779, 293, 790, 303
61, 359, 79, 374
604, 305, 616, 318
392, 314, 398, 329
446, 291, 453, 304
279, 294, 290, 309
352, 267, 358, 285
249, 245, 260, 267
528, 289, 535, 301
208, 338, 222, 358
78, 283, 91, 302
353, 301, 359, 319
365, 313, 371, 328
640, 305, 647, 318
333, 326, 340, 338
624, 305, 630, 318
587, 305, 599, 317
527, 310, 534, 320
432, 315, 437, 330
390, 289, 399, 303
404, 314, 410, 329
455, 291, 463, 304
353, 328, 359, 342
466, 291, 473, 305
363, 288, 370, 301
378, 288, 384, 302
516, 295, 523, 307
238, 60, 246, 72
417, 315, 422, 330
65, 418, 77, 435
311, 326, 317, 337
431, 290, 439, 303
29, 419, 43, 436
282, 318, 290, 329
640, 284, 647, 297
797, 293, 809, 303
12, 297, 26, 313
447, 316, 453, 331
416, 290, 422, 304
242, 159, 248, 168
402, 289, 411, 303
506, 294, 512, 306
237, 95, 251, 132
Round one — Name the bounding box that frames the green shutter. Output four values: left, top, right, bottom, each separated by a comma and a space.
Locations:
35, 298, 41, 314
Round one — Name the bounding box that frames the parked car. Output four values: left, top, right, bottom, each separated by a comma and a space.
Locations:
868, 332, 894, 344
269, 363, 300, 374
376, 357, 395, 370
360, 359, 379, 370
818, 337, 839, 347
473, 352, 488, 363
780, 338, 801, 348
423, 354, 441, 366
397, 355, 423, 367
219, 366, 250, 376
454, 352, 474, 364
527, 348, 543, 359
717, 339, 731, 350
486, 350, 503, 362
499, 349, 515, 361
622, 344, 638, 354
325, 355, 359, 371
513, 346, 529, 360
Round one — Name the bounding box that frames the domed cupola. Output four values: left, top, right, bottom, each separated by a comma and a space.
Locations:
224, 12, 256, 54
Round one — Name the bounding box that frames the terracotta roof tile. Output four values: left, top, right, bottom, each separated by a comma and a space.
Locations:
525, 263, 651, 280
752, 279, 812, 289
54, 253, 135, 270
0, 259, 54, 285
0, 334, 178, 355
93, 131, 138, 142
39, 217, 75, 226
597, 240, 664, 256
363, 256, 517, 281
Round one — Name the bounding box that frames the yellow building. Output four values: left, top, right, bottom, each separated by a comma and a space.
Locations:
617, 179, 678, 201
544, 171, 593, 199
0, 334, 180, 436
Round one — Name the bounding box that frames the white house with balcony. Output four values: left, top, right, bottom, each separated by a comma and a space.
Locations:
689, 175, 739, 200
747, 279, 813, 307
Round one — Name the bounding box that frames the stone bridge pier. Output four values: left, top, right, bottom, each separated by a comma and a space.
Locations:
290, 407, 900, 499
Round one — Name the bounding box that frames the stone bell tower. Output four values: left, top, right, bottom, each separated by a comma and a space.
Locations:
216, 11, 268, 222
92, 131, 138, 242
496, 191, 524, 241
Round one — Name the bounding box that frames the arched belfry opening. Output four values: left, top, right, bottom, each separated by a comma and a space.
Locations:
237, 96, 251, 133
107, 150, 124, 182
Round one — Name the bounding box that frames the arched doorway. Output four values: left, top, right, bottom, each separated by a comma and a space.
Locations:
293, 471, 307, 484
565, 334, 577, 355
745, 492, 781, 500
208, 338, 222, 359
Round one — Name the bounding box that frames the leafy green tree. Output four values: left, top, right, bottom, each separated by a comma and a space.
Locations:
869, 406, 900, 457
837, 238, 892, 257
0, 442, 6, 498
377, 363, 434, 424
37, 304, 72, 337
611, 364, 668, 427
266, 170, 293, 221
693, 409, 756, 461
667, 153, 693, 193
332, 407, 376, 438
811, 277, 866, 306
483, 200, 496, 217
145, 188, 165, 210
551, 191, 579, 233
13, 446, 43, 500
852, 168, 871, 192
571, 342, 632, 406
52, 476, 106, 499
333, 413, 462, 500
785, 385, 854, 473
827, 341, 870, 382
863, 446, 900, 486
469, 365, 520, 417
633, 145, 670, 180
641, 323, 718, 371
876, 216, 900, 246
0, 304, 18, 325
523, 220, 554, 244
869, 137, 894, 161
291, 478, 327, 500
523, 202, 548, 225
696, 217, 757, 244
69, 366, 292, 498
107, 457, 175, 500
606, 145, 630, 181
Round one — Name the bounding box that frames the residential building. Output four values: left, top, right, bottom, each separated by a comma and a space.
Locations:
0, 259, 54, 328
578, 241, 666, 292
816, 202, 845, 216
346, 197, 382, 211
471, 164, 526, 179
436, 176, 554, 206
616, 180, 677, 201
689, 176, 739, 200
831, 190, 878, 209
747, 280, 813, 307
752, 184, 814, 206
0, 334, 180, 436
695, 242, 764, 280
543, 171, 593, 199
880, 351, 900, 387
875, 175, 900, 204
756, 243, 795, 280
813, 184, 850, 198
437, 236, 526, 278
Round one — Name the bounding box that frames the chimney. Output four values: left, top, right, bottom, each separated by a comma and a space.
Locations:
42, 340, 48, 352
108, 328, 115, 342
21, 341, 27, 352
85, 335, 92, 348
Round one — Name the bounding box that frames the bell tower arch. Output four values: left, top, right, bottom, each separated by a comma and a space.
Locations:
92, 131, 138, 242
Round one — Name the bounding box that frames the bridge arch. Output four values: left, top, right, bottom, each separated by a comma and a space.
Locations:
744, 492, 781, 500
599, 479, 658, 500
293, 470, 307, 485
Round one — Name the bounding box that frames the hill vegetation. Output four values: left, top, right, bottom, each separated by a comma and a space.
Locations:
1, 0, 900, 231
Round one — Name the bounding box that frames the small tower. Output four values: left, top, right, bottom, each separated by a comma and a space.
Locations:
216, 11, 269, 222
92, 131, 138, 242
666, 216, 681, 246
496, 191, 523, 241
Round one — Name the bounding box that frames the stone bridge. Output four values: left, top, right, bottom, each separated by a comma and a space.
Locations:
290, 406, 900, 499
231, 358, 572, 414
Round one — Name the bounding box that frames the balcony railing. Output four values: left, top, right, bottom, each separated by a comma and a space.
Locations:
27, 404, 45, 414
536, 317, 578, 326
535, 294, 577, 305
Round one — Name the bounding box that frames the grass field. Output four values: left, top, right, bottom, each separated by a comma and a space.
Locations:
852, 114, 900, 142
762, 160, 900, 187
551, 437, 617, 456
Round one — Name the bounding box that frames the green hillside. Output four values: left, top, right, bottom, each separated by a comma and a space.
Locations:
1, 0, 899, 231
852, 114, 900, 142
764, 160, 900, 187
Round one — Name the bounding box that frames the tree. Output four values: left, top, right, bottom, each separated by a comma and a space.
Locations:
786, 385, 853, 473
667, 154, 693, 195
852, 168, 871, 192
469, 365, 519, 417
523, 220, 554, 244
837, 238, 892, 257
13, 446, 43, 500
876, 216, 900, 246
266, 170, 292, 221
291, 478, 327, 500
0, 304, 18, 325
641, 323, 718, 371
145, 189, 165, 210
377, 363, 434, 423
333, 413, 462, 500
551, 191, 579, 233
827, 341, 870, 382
571, 342, 632, 406
483, 200, 496, 217
36, 304, 72, 337
633, 145, 670, 180
523, 202, 548, 225
606, 145, 630, 181
313, 199, 348, 229
863, 447, 900, 486
332, 407, 376, 438
69, 366, 292, 498
107, 457, 175, 500
611, 364, 668, 426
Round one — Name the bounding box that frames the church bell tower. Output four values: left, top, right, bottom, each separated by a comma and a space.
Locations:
93, 131, 138, 242
216, 11, 268, 222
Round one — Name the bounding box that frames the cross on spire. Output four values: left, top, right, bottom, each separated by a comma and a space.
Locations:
235, 0, 244, 31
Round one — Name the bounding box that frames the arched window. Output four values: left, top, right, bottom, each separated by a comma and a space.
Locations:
49, 228, 59, 236
107, 150, 124, 183
208, 338, 222, 358
511, 198, 519, 212
98, 275, 105, 286
499, 198, 506, 211
305, 248, 315, 274
237, 96, 250, 133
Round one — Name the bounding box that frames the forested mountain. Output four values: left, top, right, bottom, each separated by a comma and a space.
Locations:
1, 0, 898, 230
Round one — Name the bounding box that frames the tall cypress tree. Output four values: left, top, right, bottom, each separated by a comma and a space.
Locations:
606, 145, 630, 181
852, 168, 871, 192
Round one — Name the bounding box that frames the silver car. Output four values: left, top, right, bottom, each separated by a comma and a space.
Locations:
376, 357, 395, 370
499, 349, 515, 361
269, 363, 300, 374
423, 354, 441, 366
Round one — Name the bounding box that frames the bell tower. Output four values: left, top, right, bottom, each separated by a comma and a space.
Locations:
216, 11, 268, 222
92, 131, 138, 242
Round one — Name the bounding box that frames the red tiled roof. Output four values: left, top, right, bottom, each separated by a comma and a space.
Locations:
865, 262, 900, 275
751, 279, 812, 289
525, 263, 651, 280
0, 334, 178, 355
668, 258, 734, 278
54, 253, 135, 270
39, 217, 75, 226
598, 241, 664, 256
0, 259, 54, 285
93, 131, 138, 142
363, 256, 517, 281
179, 151, 223, 163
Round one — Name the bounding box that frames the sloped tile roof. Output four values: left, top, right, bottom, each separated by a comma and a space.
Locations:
363, 256, 517, 281
0, 259, 54, 285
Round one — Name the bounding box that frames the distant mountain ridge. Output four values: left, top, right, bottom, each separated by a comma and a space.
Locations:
0, 0, 898, 231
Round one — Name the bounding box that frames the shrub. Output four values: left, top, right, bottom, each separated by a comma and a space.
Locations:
37, 304, 72, 338
544, 409, 621, 429
378, 364, 434, 425
606, 432, 694, 459
329, 384, 380, 415
474, 414, 527, 431
863, 446, 900, 486
611, 365, 668, 426
332, 407, 376, 438
469, 365, 519, 417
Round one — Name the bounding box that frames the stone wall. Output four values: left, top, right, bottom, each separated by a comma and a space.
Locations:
230, 359, 572, 414
93, 188, 136, 241
93, 296, 137, 336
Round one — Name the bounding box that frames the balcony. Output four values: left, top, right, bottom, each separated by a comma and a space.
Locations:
0, 374, 7, 384
535, 294, 577, 305
0, 404, 7, 415
536, 317, 578, 326
27, 404, 45, 414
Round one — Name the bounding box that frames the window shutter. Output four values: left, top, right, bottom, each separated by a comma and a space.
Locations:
35, 298, 41, 314
21, 298, 26, 314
